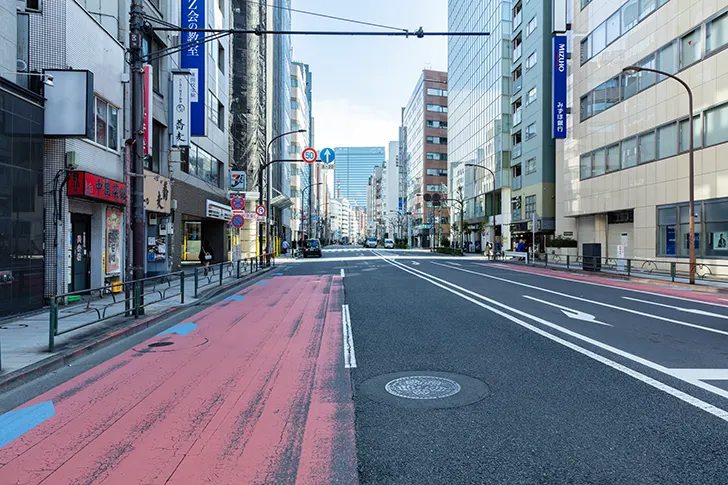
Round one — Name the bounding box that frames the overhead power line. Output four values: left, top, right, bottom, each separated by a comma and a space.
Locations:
150, 26, 490, 37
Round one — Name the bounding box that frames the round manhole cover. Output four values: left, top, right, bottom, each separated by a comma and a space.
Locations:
148, 341, 175, 348
359, 371, 489, 409
385, 376, 461, 400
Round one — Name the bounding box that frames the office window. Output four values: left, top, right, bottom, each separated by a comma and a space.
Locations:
705, 102, 728, 147
291, 98, 300, 110
622, 70, 638, 99
187, 144, 221, 187
146, 122, 162, 173
426, 152, 447, 160
606, 144, 621, 172
427, 120, 448, 128
95, 98, 107, 147
657, 123, 678, 158
580, 154, 592, 179
426, 184, 447, 192
526, 17, 537, 37
639, 0, 656, 20
93, 97, 119, 150
658, 206, 678, 256
291, 76, 299, 88
580, 93, 592, 121
680, 28, 701, 68
592, 23, 607, 55
427, 88, 447, 96
427, 136, 447, 144
622, 137, 638, 168
525, 157, 537, 174
606, 12, 621, 45
525, 195, 536, 220
217, 41, 225, 74
707, 12, 728, 53
525, 122, 536, 140
525, 51, 537, 70
593, 149, 607, 176
208, 91, 218, 126
217, 100, 224, 130
526, 87, 537, 105
679, 116, 702, 152
705, 200, 728, 257
582, 0, 592, 7
657, 41, 677, 79
638, 131, 656, 163
426, 168, 448, 176
621, 0, 638, 32
638, 54, 656, 91
580, 38, 591, 64
427, 104, 448, 112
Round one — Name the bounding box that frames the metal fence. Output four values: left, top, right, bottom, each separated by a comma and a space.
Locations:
48, 253, 275, 351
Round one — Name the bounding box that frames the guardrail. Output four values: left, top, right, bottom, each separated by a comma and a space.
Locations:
48, 253, 275, 351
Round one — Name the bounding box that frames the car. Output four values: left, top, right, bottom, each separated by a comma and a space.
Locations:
365, 237, 378, 248
303, 239, 322, 258
384, 238, 395, 249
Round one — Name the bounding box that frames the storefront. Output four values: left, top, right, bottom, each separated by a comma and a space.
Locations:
144, 171, 172, 276
66, 171, 127, 292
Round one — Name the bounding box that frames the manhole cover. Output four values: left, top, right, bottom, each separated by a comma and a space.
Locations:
385, 376, 461, 400
148, 341, 175, 348
359, 371, 489, 409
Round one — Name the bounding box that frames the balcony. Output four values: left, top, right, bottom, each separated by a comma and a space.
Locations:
512, 143, 522, 159
513, 77, 522, 95
513, 110, 522, 127
513, 11, 522, 31
512, 175, 522, 190
513, 44, 522, 61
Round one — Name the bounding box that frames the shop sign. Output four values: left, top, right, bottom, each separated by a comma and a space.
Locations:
206, 200, 232, 221
67, 171, 127, 205
144, 170, 171, 213
105, 207, 122, 274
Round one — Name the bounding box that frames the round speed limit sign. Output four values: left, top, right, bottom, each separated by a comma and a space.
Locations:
302, 147, 317, 164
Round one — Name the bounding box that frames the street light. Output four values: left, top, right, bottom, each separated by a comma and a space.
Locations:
260, 129, 306, 264
465, 163, 496, 251
2, 71, 55, 86
622, 65, 696, 284
301, 182, 322, 240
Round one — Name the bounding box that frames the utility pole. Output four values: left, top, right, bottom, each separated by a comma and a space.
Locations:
129, 0, 146, 305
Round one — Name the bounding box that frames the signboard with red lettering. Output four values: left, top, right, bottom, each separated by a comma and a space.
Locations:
67, 171, 127, 205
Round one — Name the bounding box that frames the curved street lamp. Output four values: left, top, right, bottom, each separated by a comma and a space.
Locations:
623, 65, 695, 284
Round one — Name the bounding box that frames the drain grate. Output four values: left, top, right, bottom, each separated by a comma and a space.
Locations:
148, 341, 175, 348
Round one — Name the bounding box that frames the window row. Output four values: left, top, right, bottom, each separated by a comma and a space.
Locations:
425, 184, 447, 192
580, 12, 728, 122
525, 195, 536, 220
427, 104, 448, 113
579, 101, 728, 180
208, 91, 224, 131
426, 168, 448, 177
426, 136, 447, 145
658, 198, 728, 257
185, 143, 222, 188
426, 88, 448, 97
580, 0, 670, 65
426, 152, 448, 160
426, 119, 448, 128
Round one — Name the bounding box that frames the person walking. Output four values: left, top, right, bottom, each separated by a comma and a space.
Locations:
199, 240, 213, 276
282, 239, 290, 256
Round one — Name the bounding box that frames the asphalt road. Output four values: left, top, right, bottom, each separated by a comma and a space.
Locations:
2, 246, 728, 484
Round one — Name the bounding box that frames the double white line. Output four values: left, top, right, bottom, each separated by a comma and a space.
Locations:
373, 253, 728, 423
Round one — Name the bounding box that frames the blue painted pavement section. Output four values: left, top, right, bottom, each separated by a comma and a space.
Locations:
0, 401, 55, 449
272, 273, 285, 276
256, 281, 270, 285
156, 322, 198, 337
224, 295, 246, 301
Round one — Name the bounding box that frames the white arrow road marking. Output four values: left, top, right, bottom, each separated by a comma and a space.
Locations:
623, 297, 728, 320
523, 295, 613, 326
411, 261, 420, 266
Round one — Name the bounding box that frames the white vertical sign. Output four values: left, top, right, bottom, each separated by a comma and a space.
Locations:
171, 72, 191, 147
143, 64, 153, 155
553, 0, 567, 34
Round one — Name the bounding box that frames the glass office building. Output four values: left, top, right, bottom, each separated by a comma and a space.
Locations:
448, 0, 512, 250
333, 147, 386, 210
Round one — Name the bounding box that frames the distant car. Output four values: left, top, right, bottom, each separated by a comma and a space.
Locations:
365, 237, 378, 248
303, 239, 322, 258
384, 238, 395, 249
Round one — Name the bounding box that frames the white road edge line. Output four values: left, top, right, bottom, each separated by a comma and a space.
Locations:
523, 295, 613, 326
374, 255, 728, 423
342, 304, 357, 369
484, 262, 728, 309
432, 262, 728, 338
622, 296, 728, 320
341, 268, 345, 278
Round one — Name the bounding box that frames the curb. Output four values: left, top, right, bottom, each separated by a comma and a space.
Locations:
0, 266, 274, 394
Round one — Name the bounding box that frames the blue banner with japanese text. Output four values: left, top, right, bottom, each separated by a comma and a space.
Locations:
552, 35, 567, 139
180, 0, 206, 136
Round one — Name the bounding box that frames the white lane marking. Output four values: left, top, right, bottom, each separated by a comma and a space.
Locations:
340, 268, 345, 278
449, 262, 462, 266
342, 304, 357, 369
668, 369, 728, 380
484, 263, 728, 309
622, 296, 728, 320
432, 262, 728, 338
412, 261, 420, 266
376, 256, 728, 422
523, 295, 612, 326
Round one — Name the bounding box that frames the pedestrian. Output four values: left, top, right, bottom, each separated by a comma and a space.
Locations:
199, 240, 213, 276
282, 239, 290, 256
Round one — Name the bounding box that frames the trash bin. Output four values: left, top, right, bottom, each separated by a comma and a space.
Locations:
582, 243, 602, 272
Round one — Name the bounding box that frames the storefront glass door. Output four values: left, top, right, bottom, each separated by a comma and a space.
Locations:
184, 221, 202, 261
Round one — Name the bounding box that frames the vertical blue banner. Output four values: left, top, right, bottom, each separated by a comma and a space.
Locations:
552, 35, 567, 139
180, 0, 206, 136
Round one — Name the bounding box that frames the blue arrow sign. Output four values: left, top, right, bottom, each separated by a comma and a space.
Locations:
320, 148, 336, 164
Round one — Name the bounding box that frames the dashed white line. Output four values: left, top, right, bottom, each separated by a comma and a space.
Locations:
341, 268, 345, 278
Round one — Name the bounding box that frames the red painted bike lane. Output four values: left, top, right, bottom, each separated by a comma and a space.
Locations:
0, 275, 357, 485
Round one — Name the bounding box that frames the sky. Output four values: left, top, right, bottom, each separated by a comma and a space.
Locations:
290, 1, 448, 152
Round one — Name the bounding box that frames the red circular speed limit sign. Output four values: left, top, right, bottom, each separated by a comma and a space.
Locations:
302, 147, 317, 164
255, 205, 267, 216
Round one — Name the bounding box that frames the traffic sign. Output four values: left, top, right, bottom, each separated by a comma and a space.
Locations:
230, 196, 245, 211
302, 147, 317, 164
255, 205, 267, 217
231, 214, 245, 228
320, 147, 335, 164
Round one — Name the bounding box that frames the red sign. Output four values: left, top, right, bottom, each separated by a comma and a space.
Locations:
67, 171, 127, 205
231, 214, 245, 228
255, 205, 267, 216
231, 196, 245, 211
302, 147, 317, 164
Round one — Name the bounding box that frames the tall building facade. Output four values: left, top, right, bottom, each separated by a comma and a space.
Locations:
289, 61, 312, 241
509, 0, 557, 251
333, 147, 385, 210
559, 0, 728, 268
448, 0, 512, 251
402, 70, 449, 248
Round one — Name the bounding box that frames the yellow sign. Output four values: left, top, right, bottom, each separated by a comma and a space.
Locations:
144, 170, 171, 213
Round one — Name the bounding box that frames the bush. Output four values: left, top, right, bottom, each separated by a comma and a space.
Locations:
440, 237, 451, 248
549, 236, 578, 248
436, 247, 463, 256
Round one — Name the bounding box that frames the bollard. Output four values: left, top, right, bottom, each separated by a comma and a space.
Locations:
671, 262, 676, 282
545, 253, 548, 267
566, 255, 570, 270
219, 263, 224, 286
134, 281, 141, 318
236, 260, 241, 279
49, 297, 57, 352
180, 272, 185, 304
194, 267, 199, 298
627, 259, 632, 276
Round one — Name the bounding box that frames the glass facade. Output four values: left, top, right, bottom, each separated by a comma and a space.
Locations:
448, 0, 512, 219
333, 147, 386, 209
0, 83, 45, 317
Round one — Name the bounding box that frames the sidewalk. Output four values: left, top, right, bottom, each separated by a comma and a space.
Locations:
0, 261, 276, 391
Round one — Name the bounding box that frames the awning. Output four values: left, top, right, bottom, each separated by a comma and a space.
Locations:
271, 194, 293, 210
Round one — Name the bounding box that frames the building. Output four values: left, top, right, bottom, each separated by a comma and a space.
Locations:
334, 146, 385, 210
367, 166, 384, 238
402, 69, 450, 248
383, 141, 400, 237
448, 0, 511, 251
509, 0, 557, 251
289, 61, 312, 242
559, 0, 728, 270
0, 3, 45, 317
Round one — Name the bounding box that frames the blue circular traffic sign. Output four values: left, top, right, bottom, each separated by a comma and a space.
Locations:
231, 214, 245, 228
320, 147, 336, 164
